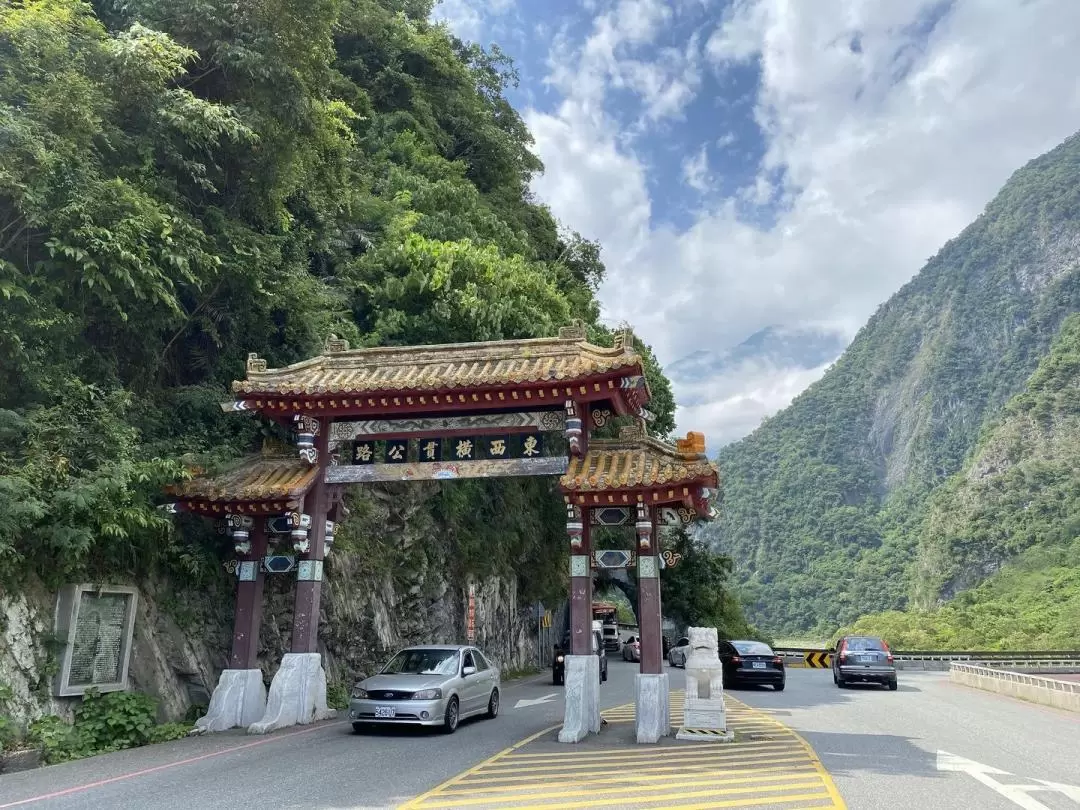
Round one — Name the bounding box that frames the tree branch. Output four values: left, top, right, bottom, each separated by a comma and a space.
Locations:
158, 277, 226, 363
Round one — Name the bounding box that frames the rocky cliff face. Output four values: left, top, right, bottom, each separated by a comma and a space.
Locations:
0, 483, 547, 726
703, 130, 1080, 634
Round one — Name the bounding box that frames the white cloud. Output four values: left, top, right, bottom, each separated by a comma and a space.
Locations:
682, 144, 710, 192
676, 359, 835, 451
544, 0, 703, 128
432, 0, 515, 43
524, 0, 1080, 444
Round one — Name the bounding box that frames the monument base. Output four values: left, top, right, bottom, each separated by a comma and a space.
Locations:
676, 725, 735, 742
247, 653, 336, 734
634, 672, 670, 743
558, 655, 600, 743
195, 669, 267, 733
677, 694, 734, 741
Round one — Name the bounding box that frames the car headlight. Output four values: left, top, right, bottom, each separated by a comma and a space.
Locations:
351, 687, 369, 699
411, 688, 442, 700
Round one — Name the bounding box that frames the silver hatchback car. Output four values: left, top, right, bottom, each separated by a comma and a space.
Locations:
348, 644, 500, 733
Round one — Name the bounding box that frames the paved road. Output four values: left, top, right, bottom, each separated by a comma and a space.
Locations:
732, 668, 1080, 810
0, 663, 638, 810
403, 691, 845, 809
3, 662, 1078, 809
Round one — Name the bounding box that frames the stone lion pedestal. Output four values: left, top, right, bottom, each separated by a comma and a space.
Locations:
676, 626, 734, 742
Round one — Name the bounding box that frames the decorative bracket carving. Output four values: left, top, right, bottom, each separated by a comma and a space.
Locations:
676, 431, 707, 457
566, 503, 584, 550
246, 353, 267, 373
564, 400, 583, 456
291, 527, 310, 555
635, 502, 652, 551
558, 320, 587, 341
294, 415, 321, 466
324, 334, 350, 353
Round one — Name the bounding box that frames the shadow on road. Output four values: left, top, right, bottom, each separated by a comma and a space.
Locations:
799, 729, 944, 780
347, 715, 495, 738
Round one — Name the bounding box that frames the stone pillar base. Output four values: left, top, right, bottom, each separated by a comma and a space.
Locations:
677, 691, 734, 742
194, 669, 267, 733
248, 653, 336, 735
558, 655, 600, 743
634, 672, 670, 743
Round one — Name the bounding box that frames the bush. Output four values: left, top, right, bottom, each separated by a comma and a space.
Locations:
27, 716, 81, 763
0, 715, 19, 752
28, 690, 193, 764
326, 681, 349, 711
75, 690, 158, 752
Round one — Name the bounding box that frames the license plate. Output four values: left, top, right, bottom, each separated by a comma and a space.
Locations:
857, 655, 872, 663
374, 706, 396, 718
752, 661, 766, 669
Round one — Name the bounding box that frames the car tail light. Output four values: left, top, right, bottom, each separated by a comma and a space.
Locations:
772, 656, 783, 665
731, 656, 742, 664
838, 639, 848, 661
882, 640, 893, 663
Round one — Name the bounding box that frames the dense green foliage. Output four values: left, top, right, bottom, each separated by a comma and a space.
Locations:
0, 0, 750, 649
15, 690, 190, 763
659, 530, 766, 642
0, 0, 669, 599
840, 315, 1080, 648
704, 131, 1080, 637
840, 538, 1080, 650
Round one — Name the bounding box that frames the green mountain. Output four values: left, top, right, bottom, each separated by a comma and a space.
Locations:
844, 314, 1080, 649
704, 131, 1080, 636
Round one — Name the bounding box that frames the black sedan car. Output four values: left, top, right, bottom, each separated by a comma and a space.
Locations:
552, 629, 607, 685
718, 639, 785, 690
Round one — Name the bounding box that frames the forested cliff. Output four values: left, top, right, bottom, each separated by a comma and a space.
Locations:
0, 0, 738, 736
702, 131, 1080, 639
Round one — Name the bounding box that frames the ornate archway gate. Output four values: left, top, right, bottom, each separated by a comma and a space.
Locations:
167, 323, 717, 744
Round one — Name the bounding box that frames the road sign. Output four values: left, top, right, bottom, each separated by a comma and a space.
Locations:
542, 611, 552, 629
804, 650, 831, 668
467, 585, 476, 643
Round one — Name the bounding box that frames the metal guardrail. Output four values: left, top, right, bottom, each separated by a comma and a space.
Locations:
773, 647, 1080, 671
951, 663, 1080, 693
773, 647, 1080, 661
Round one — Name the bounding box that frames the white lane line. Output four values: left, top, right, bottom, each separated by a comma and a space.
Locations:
937, 751, 1080, 809
513, 693, 557, 709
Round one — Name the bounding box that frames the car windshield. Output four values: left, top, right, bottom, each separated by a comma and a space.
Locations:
381, 648, 459, 676
733, 641, 773, 655
845, 637, 886, 651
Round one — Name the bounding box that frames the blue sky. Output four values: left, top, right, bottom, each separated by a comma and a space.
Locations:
434, 0, 1080, 448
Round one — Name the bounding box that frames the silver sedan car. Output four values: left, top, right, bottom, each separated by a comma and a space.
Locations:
348, 644, 500, 733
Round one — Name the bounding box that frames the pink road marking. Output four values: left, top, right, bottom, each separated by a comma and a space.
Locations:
0, 721, 346, 809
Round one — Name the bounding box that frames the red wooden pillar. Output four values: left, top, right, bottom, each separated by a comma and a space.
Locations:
636, 502, 664, 675
291, 423, 330, 654
230, 521, 268, 669
567, 503, 594, 656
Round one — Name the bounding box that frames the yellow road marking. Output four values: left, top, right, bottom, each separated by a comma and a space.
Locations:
397, 694, 847, 809
442, 763, 818, 792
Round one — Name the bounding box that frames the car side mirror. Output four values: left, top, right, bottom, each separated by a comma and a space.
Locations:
462, 665, 477, 676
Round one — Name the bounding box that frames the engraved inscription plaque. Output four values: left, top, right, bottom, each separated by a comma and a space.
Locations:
54, 585, 138, 697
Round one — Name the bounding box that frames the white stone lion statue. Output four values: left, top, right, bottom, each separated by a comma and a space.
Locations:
684, 626, 724, 701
